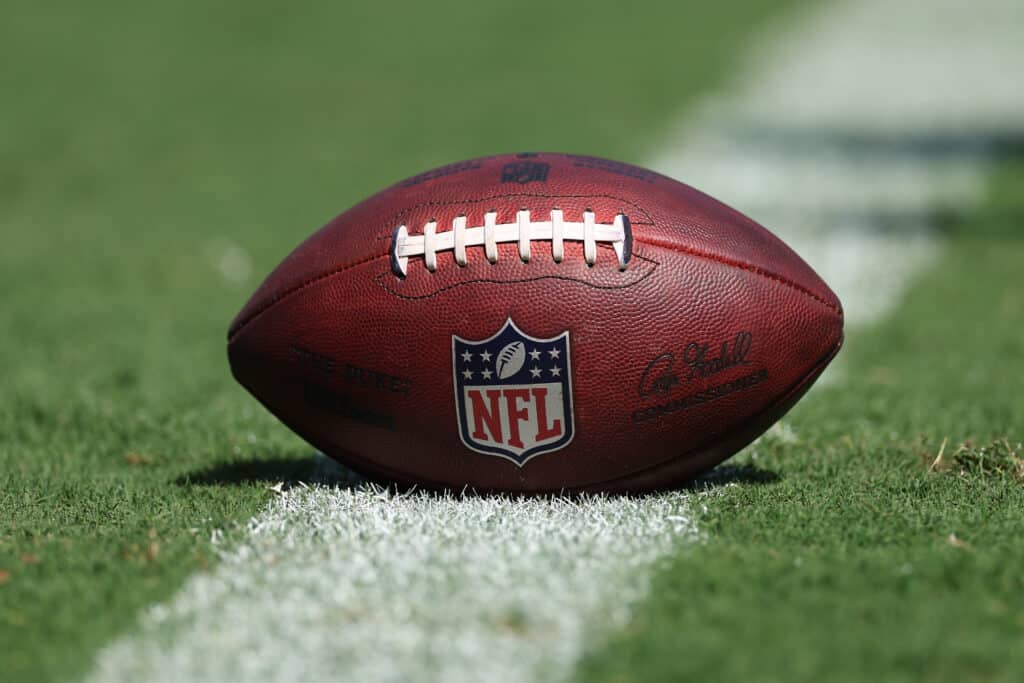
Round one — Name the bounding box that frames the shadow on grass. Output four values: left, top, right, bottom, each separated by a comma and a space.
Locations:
176, 453, 781, 496
694, 463, 782, 489
175, 456, 322, 487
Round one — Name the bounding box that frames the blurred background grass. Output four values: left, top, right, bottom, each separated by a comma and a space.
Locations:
0, 2, 802, 681
1, 0, 800, 403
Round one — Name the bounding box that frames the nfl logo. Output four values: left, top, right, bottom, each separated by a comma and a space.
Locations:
452, 319, 574, 466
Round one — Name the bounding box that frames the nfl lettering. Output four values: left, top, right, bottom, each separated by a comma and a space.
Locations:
452, 319, 575, 465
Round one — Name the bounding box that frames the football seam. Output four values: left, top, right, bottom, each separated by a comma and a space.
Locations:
229, 235, 840, 342
374, 249, 659, 301
374, 192, 658, 240
638, 236, 843, 315
227, 251, 384, 342
230, 194, 655, 342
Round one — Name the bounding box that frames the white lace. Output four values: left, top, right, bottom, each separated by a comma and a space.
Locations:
390, 209, 632, 277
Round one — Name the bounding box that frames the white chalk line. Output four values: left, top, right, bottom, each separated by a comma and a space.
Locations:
651, 0, 1024, 330
88, 461, 700, 683
84, 1, 1023, 681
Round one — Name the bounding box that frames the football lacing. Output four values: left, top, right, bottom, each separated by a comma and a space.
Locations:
390, 209, 633, 277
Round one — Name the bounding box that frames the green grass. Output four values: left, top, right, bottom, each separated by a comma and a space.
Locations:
0, 1, 803, 681
577, 166, 1024, 682
7, 2, 1020, 681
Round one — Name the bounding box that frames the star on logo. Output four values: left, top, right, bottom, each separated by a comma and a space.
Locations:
451, 319, 574, 466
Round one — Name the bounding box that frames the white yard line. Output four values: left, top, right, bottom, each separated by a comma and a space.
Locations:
85, 1, 1023, 682
89, 462, 699, 683
651, 0, 1024, 326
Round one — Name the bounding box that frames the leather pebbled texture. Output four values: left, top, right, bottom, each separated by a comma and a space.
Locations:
228, 153, 844, 493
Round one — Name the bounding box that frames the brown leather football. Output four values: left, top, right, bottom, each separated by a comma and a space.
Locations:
228, 153, 843, 493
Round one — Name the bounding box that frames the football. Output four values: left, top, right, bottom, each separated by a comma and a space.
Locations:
228, 153, 843, 493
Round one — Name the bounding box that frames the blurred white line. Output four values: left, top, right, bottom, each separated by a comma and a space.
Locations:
85, 1, 1023, 682
650, 0, 1024, 326
88, 461, 698, 683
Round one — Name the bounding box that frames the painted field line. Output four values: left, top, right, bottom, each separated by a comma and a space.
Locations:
89, 462, 700, 683
651, 0, 1024, 328
85, 1, 1023, 682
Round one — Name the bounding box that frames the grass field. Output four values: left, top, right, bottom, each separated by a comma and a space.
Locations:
580, 164, 1024, 682
2, 0, 1022, 681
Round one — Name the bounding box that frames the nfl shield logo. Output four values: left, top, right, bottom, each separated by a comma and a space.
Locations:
452, 319, 574, 466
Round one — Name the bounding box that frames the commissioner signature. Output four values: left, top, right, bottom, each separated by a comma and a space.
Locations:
638, 331, 753, 398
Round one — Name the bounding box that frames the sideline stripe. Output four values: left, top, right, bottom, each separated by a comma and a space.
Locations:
84, 1, 1022, 681
89, 459, 699, 683
651, 0, 1024, 327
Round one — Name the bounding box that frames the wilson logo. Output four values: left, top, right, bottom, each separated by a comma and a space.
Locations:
452, 319, 574, 465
